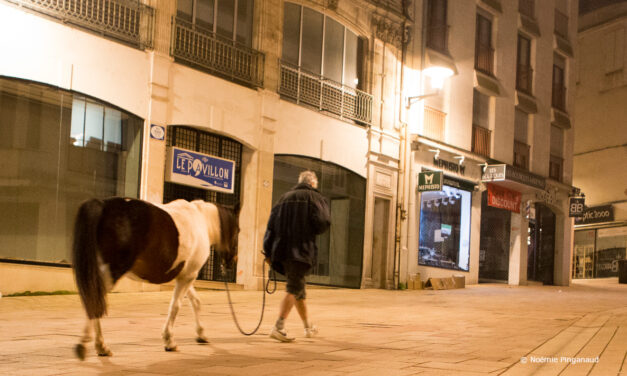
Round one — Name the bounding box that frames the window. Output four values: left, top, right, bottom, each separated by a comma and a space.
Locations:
554, 0, 569, 39
519, 0, 535, 19
427, 0, 448, 53
472, 90, 491, 157
552, 55, 566, 111
514, 108, 530, 169
0, 77, 142, 265
272, 155, 366, 288
176, 0, 254, 46
549, 125, 563, 181
603, 28, 625, 74
281, 3, 365, 89
516, 34, 533, 94
419, 184, 472, 271
475, 13, 494, 75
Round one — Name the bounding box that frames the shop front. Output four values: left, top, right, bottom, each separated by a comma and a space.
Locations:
162, 125, 243, 283
480, 164, 568, 286
408, 144, 484, 285
573, 205, 627, 279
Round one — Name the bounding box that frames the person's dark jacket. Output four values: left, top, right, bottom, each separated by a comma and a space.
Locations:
262, 183, 331, 274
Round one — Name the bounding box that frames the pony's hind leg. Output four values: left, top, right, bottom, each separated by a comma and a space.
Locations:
162, 278, 193, 351
187, 285, 209, 343
94, 318, 112, 357
75, 318, 93, 360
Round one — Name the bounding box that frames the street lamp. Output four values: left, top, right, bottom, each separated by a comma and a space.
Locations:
405, 65, 454, 108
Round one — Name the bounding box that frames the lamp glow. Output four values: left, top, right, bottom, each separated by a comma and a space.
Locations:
423, 66, 454, 90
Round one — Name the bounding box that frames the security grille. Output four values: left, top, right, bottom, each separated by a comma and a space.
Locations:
5, 0, 154, 49
171, 17, 264, 88
279, 61, 373, 126
163, 126, 242, 282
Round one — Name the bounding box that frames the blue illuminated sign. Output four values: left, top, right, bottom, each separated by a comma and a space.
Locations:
166, 147, 235, 193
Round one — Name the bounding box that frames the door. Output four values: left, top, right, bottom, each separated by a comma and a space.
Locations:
479, 191, 511, 282
372, 197, 391, 288
527, 203, 556, 285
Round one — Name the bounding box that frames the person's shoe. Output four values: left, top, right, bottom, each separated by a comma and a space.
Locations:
304, 324, 318, 338
270, 326, 295, 342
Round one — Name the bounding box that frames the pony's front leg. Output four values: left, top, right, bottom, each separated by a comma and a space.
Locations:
187, 285, 209, 343
162, 279, 193, 351
75, 318, 93, 360
94, 319, 112, 356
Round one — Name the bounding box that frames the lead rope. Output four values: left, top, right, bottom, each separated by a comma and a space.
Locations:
223, 257, 277, 336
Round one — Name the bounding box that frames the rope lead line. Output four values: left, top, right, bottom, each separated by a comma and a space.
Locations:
223, 257, 277, 336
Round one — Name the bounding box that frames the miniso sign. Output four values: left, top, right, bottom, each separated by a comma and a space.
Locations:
165, 147, 235, 193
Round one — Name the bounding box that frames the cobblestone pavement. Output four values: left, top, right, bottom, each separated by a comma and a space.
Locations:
0, 279, 625, 376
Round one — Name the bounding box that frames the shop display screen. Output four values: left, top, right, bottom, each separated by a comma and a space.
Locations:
418, 185, 471, 271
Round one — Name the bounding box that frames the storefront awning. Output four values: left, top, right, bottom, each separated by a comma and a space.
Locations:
481, 164, 546, 194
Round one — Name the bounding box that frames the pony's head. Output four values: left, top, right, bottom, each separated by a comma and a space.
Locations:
216, 202, 241, 269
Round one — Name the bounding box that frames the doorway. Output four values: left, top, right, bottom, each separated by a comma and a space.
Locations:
372, 197, 391, 288
527, 203, 556, 285
479, 191, 511, 282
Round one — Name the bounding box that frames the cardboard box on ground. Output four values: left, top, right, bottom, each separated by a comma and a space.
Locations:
423, 275, 465, 290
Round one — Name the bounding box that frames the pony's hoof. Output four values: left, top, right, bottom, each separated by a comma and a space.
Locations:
75, 344, 86, 361
196, 336, 209, 344
96, 346, 112, 357
165, 345, 178, 352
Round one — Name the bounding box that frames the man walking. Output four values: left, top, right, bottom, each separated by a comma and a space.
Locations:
263, 170, 331, 342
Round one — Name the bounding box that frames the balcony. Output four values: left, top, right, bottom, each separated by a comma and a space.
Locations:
171, 17, 265, 88
279, 61, 373, 126
472, 124, 491, 158
554, 10, 569, 39
7, 0, 154, 49
549, 154, 563, 181
519, 0, 535, 19
423, 107, 446, 140
516, 64, 533, 94
513, 140, 530, 170
475, 42, 494, 76
426, 24, 449, 54
552, 85, 567, 112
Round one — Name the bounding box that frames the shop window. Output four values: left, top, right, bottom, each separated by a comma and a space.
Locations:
573, 230, 595, 279
0, 77, 142, 265
272, 155, 365, 288
594, 227, 627, 278
419, 185, 472, 271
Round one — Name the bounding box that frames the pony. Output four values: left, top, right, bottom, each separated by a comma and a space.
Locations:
71, 197, 240, 360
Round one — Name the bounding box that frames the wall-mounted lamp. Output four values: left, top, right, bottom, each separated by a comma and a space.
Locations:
405, 66, 454, 108
429, 148, 440, 160
454, 155, 465, 165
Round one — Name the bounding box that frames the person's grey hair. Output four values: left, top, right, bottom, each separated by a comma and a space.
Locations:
298, 170, 318, 187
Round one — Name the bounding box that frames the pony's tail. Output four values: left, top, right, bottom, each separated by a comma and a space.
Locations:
72, 199, 107, 319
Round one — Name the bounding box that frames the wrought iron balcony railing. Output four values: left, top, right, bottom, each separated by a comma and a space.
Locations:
6, 0, 154, 49
554, 9, 569, 39
514, 140, 530, 170
472, 124, 491, 158
475, 42, 495, 76
279, 61, 373, 126
423, 106, 445, 140
171, 17, 265, 88
516, 64, 533, 94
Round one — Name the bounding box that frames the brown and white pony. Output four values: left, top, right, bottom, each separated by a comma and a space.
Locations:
72, 197, 240, 360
